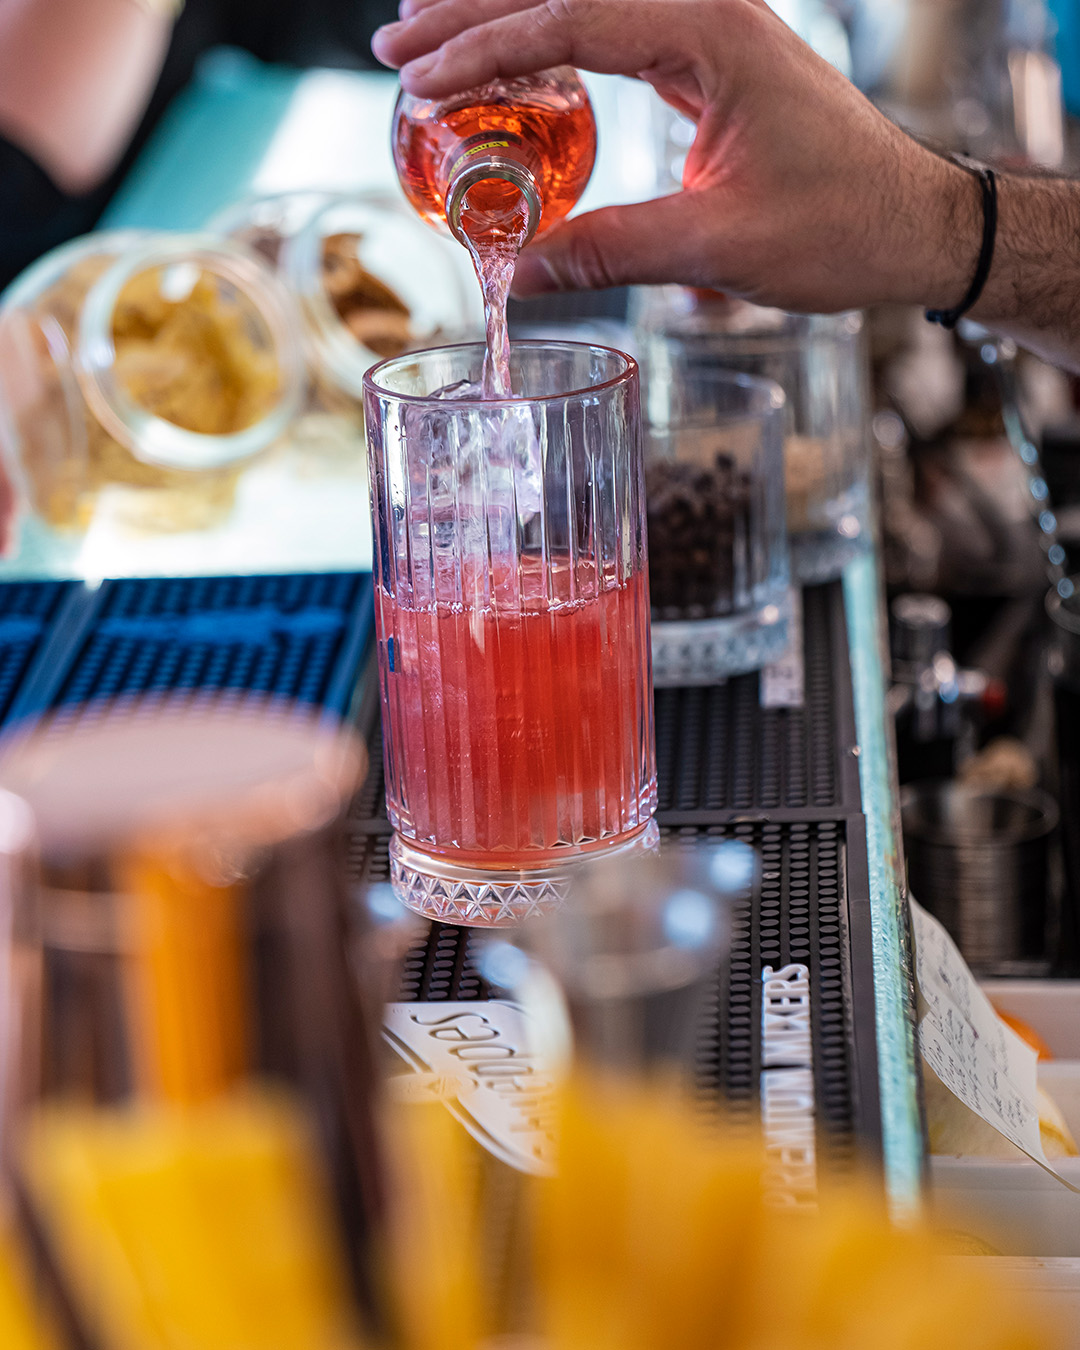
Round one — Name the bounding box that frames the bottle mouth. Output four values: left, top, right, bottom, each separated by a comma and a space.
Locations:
77, 234, 305, 472
445, 159, 542, 247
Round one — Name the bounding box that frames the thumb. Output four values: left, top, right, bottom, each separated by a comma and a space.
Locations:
512, 193, 720, 296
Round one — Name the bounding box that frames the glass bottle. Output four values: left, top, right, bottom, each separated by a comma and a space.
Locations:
391, 68, 597, 247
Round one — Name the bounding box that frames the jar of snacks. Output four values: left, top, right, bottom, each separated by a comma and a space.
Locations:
214, 191, 478, 405
0, 230, 308, 577
633, 289, 871, 584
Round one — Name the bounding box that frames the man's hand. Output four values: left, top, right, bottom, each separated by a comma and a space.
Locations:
373, 0, 977, 315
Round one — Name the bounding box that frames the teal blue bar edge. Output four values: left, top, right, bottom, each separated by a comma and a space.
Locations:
102, 49, 302, 231
843, 549, 924, 1216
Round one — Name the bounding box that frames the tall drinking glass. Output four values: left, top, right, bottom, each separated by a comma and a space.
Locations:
364, 341, 658, 927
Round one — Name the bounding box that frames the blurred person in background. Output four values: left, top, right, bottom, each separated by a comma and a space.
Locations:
0, 0, 398, 289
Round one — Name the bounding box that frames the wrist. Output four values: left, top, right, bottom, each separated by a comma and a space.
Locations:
890, 147, 983, 312
966, 173, 1075, 329
924, 158, 997, 329
911, 166, 1080, 371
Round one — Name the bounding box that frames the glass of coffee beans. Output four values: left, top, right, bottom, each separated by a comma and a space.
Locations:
636, 290, 870, 585
641, 347, 789, 683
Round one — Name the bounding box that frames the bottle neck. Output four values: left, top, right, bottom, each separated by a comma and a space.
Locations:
445, 154, 542, 248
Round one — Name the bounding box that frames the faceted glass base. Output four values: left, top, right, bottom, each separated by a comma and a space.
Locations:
389, 820, 661, 927
651, 594, 790, 685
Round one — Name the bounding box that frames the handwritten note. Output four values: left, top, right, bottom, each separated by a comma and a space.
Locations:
910, 897, 1079, 1188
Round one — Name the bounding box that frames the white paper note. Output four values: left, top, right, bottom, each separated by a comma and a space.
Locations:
910, 897, 1080, 1188
384, 1000, 557, 1175
761, 588, 804, 709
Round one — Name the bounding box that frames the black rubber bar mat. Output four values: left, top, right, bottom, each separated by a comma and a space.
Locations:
654, 582, 861, 820
350, 581, 883, 1171
0, 573, 880, 1172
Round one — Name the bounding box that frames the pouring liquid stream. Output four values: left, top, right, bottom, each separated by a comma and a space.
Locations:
459, 187, 531, 399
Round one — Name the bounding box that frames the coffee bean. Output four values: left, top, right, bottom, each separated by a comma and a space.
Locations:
645, 451, 752, 616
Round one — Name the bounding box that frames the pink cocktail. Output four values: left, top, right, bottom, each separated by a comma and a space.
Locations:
365, 342, 658, 925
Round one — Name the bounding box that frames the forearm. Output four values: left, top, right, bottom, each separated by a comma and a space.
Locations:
888, 152, 1080, 372
962, 173, 1080, 371
0, 0, 173, 194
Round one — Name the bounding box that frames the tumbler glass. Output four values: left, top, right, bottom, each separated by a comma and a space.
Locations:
506, 842, 742, 1084
642, 359, 790, 683
364, 341, 658, 927
635, 290, 871, 584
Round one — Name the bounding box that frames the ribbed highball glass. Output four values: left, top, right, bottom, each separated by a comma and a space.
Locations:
364, 341, 658, 927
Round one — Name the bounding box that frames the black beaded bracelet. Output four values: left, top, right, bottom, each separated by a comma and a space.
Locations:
925, 154, 998, 330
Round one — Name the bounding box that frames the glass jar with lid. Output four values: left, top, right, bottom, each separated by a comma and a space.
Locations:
0, 230, 306, 578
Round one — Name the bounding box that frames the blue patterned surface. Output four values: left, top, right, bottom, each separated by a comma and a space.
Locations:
0, 582, 73, 723
58, 574, 370, 713
2, 573, 373, 726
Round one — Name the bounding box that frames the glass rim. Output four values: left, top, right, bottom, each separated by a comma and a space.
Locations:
363, 338, 637, 407
658, 324, 860, 357
900, 781, 1059, 846
1, 230, 151, 311
207, 187, 350, 239
634, 289, 864, 345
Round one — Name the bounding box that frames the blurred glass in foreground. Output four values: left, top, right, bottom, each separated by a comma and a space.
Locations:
0, 700, 383, 1349
0, 717, 1062, 1349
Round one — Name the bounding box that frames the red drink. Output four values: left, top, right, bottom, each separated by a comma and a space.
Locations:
375, 561, 656, 865
392, 69, 597, 247
365, 340, 654, 925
